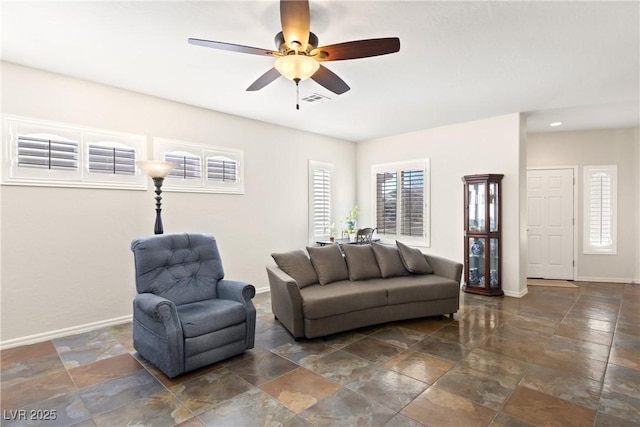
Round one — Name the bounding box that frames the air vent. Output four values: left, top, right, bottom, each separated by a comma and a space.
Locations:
302, 93, 331, 104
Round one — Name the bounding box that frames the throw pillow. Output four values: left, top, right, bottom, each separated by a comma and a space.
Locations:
271, 250, 319, 288
341, 244, 382, 281
396, 240, 434, 274
371, 242, 410, 278
306, 245, 349, 285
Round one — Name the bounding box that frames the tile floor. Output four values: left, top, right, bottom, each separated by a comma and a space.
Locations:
1, 281, 639, 426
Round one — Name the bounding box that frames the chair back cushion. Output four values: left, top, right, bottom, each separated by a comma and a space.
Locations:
131, 233, 225, 305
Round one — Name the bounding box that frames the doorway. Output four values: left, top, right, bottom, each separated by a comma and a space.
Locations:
527, 167, 576, 280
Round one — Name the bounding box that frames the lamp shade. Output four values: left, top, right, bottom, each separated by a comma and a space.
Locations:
137, 160, 178, 178
275, 54, 320, 82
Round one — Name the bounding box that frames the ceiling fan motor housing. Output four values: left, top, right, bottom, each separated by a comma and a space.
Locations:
275, 31, 318, 54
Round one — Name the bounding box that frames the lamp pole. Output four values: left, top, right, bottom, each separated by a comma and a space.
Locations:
137, 161, 178, 235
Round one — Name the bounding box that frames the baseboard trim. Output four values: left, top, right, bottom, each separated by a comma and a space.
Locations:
504, 288, 528, 298
0, 315, 133, 350
576, 276, 635, 284
255, 285, 270, 294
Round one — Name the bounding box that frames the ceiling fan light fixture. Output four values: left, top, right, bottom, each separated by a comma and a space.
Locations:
275, 54, 319, 82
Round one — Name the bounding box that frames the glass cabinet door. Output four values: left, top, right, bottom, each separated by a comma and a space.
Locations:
468, 237, 486, 287
489, 182, 499, 232
490, 238, 499, 288
468, 183, 486, 232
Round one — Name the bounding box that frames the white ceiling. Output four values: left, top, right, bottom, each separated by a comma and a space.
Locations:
2, 1, 639, 142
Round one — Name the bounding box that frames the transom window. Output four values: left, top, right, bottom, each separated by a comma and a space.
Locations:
2, 115, 146, 189
154, 138, 244, 194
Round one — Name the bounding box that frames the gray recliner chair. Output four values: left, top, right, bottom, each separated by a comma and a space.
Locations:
130, 233, 256, 378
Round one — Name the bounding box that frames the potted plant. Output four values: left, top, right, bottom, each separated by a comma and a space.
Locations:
343, 205, 360, 241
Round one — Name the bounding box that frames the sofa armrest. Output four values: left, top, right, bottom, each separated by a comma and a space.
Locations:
424, 254, 463, 284
266, 265, 305, 338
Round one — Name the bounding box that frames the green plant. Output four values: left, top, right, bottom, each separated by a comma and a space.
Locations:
345, 205, 360, 222
344, 206, 360, 235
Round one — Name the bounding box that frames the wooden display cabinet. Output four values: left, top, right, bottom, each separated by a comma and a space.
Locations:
462, 174, 504, 296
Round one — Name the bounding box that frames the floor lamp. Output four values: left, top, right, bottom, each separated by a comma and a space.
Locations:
137, 160, 178, 234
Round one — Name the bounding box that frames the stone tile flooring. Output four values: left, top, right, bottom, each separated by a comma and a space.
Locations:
1, 281, 638, 426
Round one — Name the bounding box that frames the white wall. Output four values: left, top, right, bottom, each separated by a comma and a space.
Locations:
528, 128, 639, 283
0, 62, 356, 345
355, 113, 527, 297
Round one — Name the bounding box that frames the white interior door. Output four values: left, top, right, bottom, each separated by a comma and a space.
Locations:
527, 168, 574, 279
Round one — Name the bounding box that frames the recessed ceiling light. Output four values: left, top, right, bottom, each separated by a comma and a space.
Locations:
550, 122, 563, 127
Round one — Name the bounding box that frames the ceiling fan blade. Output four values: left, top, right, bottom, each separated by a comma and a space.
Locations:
246, 68, 281, 91
312, 37, 400, 61
188, 38, 278, 57
311, 65, 350, 95
280, 0, 311, 51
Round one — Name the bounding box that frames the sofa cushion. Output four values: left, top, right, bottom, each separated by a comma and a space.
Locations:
307, 245, 349, 285
176, 299, 246, 338
381, 275, 460, 305
271, 250, 318, 288
371, 242, 410, 278
341, 244, 382, 281
300, 280, 388, 319
396, 241, 434, 274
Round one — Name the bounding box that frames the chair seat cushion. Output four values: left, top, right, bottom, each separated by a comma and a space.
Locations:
177, 299, 247, 338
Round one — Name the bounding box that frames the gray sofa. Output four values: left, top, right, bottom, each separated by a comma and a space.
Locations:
267, 241, 463, 339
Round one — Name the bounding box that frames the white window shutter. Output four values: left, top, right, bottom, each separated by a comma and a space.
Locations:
207, 157, 237, 182
165, 152, 202, 179
313, 167, 331, 239
17, 135, 78, 171
88, 143, 136, 175
583, 165, 617, 254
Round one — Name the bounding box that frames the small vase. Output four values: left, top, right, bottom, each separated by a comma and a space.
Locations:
349, 234, 356, 242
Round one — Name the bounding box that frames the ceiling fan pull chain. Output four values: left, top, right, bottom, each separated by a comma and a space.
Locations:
295, 78, 300, 110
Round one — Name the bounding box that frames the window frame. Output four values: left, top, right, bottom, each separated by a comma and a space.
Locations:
583, 165, 617, 255
308, 160, 334, 244
371, 159, 430, 246
153, 138, 244, 194
2, 115, 147, 190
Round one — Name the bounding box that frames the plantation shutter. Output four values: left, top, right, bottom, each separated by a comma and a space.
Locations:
588, 172, 612, 248
312, 168, 331, 239
207, 157, 237, 182
376, 172, 397, 235
88, 144, 136, 175
17, 135, 78, 171
401, 169, 424, 237
165, 152, 201, 179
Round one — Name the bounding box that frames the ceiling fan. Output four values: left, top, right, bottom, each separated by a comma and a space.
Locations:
188, 0, 400, 108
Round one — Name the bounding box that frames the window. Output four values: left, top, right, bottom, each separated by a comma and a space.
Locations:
18, 134, 78, 171
309, 161, 333, 242
154, 138, 244, 194
88, 143, 136, 175
165, 152, 202, 180
207, 157, 238, 182
2, 115, 146, 189
372, 159, 430, 246
583, 165, 617, 254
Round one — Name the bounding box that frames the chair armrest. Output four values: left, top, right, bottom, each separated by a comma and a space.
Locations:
217, 279, 256, 305
424, 254, 463, 284
134, 293, 179, 322
217, 279, 256, 349
133, 293, 184, 377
